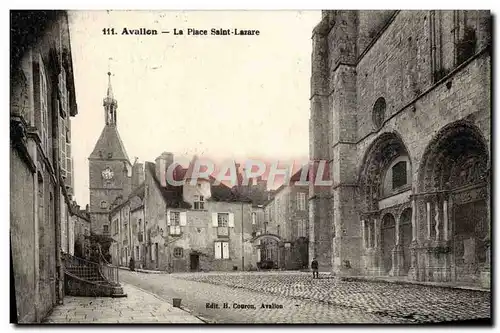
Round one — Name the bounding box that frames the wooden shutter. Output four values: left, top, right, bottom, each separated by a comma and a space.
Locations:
212, 213, 218, 227
180, 212, 187, 226
228, 213, 234, 228
214, 242, 222, 259
222, 242, 229, 259
166, 211, 171, 225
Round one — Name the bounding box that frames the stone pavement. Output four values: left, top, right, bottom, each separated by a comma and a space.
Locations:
120, 270, 415, 323
43, 283, 204, 323
173, 271, 491, 323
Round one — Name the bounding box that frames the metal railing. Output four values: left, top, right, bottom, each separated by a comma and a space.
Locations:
97, 245, 120, 286
62, 252, 105, 283
62, 249, 119, 286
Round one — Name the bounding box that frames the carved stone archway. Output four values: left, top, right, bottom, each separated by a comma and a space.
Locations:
358, 132, 413, 277
417, 120, 490, 285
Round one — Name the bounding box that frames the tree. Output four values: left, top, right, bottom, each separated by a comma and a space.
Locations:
85, 232, 115, 263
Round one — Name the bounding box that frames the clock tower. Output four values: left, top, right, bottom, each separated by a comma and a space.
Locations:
88, 72, 132, 234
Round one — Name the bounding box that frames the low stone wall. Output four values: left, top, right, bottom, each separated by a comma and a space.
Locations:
64, 273, 125, 297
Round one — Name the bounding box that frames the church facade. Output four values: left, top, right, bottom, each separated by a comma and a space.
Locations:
309, 10, 491, 287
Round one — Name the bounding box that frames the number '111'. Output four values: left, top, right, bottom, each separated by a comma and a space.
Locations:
103, 28, 115, 35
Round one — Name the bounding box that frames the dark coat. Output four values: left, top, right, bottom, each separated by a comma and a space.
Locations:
311, 260, 318, 269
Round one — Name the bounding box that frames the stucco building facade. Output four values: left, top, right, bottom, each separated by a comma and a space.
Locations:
10, 10, 81, 323
109, 155, 256, 272
260, 170, 309, 269
309, 10, 491, 287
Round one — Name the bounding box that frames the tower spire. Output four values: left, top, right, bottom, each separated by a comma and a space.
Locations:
107, 71, 114, 99
103, 69, 118, 126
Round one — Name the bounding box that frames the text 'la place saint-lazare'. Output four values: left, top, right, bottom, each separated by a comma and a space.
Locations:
103, 27, 260, 36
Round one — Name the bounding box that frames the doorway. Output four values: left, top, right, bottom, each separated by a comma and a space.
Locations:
190, 253, 200, 271
381, 213, 396, 274
400, 208, 412, 275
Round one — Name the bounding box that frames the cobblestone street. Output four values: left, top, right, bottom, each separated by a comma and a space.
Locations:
118, 270, 490, 324
173, 271, 491, 323
43, 284, 204, 323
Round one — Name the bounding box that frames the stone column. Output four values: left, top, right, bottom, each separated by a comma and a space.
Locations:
408, 196, 419, 281
367, 221, 372, 248
373, 217, 383, 275
391, 214, 403, 276
426, 201, 431, 240
361, 220, 366, 249
434, 201, 440, 241
442, 199, 448, 241
411, 198, 417, 242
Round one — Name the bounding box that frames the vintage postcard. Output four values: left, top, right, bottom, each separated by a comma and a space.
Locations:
10, 9, 492, 324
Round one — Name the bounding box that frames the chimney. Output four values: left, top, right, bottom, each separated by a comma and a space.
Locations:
85, 204, 89, 212
235, 163, 243, 187
132, 162, 145, 189
258, 176, 267, 191
155, 152, 174, 187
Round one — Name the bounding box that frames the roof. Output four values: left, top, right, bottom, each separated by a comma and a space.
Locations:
88, 125, 131, 162
211, 182, 252, 203
145, 162, 192, 209
262, 168, 309, 207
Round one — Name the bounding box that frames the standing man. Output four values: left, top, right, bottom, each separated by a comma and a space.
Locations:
311, 257, 319, 279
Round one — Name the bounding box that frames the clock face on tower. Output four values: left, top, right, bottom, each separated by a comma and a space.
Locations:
102, 167, 114, 180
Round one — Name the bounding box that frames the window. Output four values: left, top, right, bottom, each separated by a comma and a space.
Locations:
217, 213, 229, 227
174, 247, 183, 258
264, 222, 268, 234
136, 246, 140, 260
277, 225, 280, 236
252, 212, 256, 225
33, 54, 48, 153
169, 211, 181, 235
297, 192, 306, 211
392, 161, 407, 189
194, 195, 205, 210
103, 224, 109, 234
138, 219, 142, 230
217, 213, 229, 236
372, 97, 386, 129
108, 152, 113, 159
100, 201, 107, 209
214, 241, 229, 259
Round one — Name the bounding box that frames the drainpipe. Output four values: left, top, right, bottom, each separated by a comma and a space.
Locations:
52, 47, 63, 305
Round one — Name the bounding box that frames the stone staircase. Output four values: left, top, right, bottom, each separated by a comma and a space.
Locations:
63, 252, 127, 298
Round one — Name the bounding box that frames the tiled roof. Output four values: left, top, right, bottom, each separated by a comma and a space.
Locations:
145, 162, 191, 209
89, 125, 130, 162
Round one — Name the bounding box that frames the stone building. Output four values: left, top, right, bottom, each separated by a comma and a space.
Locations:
10, 11, 80, 322
259, 170, 309, 269
70, 202, 91, 257
88, 72, 132, 235
309, 10, 491, 287
109, 155, 256, 271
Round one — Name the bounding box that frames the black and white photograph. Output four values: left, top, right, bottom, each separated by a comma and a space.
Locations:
9, 7, 492, 325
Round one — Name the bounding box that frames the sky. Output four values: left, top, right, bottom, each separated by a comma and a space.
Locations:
68, 10, 321, 206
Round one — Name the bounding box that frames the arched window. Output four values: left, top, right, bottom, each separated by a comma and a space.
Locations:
382, 156, 411, 197
372, 97, 386, 129
392, 161, 407, 189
